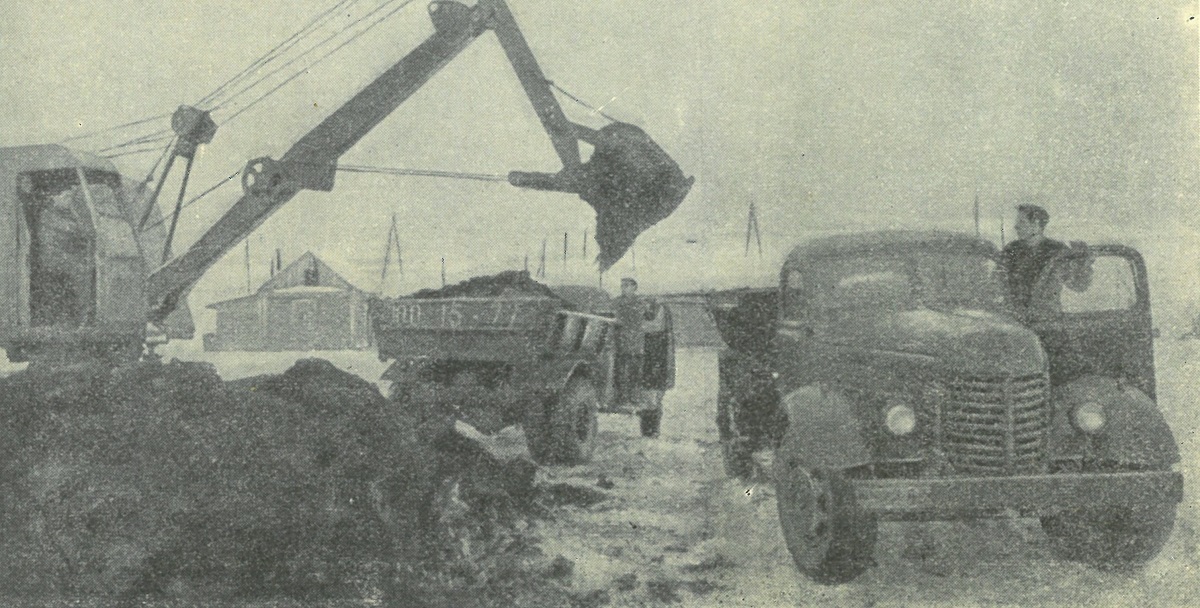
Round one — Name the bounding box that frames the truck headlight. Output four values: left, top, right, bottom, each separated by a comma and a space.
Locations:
1072, 402, 1106, 434
885, 404, 916, 436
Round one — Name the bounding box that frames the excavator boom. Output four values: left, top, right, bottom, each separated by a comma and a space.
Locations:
147, 0, 691, 326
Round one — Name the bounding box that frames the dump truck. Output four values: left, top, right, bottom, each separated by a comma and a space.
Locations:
709, 230, 1183, 583
369, 273, 675, 464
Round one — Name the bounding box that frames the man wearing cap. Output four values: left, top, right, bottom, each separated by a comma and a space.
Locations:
999, 204, 1091, 317
614, 278, 648, 407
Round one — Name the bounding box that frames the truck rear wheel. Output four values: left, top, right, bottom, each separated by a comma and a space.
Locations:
773, 453, 876, 584
1040, 497, 1176, 569
528, 377, 598, 466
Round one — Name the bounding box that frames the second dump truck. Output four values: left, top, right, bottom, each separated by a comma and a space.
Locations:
710, 230, 1183, 583
369, 274, 674, 465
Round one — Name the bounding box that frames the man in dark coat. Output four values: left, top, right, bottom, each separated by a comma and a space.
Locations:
999, 204, 1091, 317
614, 277, 647, 405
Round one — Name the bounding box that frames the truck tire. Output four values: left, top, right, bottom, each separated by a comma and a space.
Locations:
717, 393, 755, 479
773, 451, 877, 584
533, 377, 599, 466
1040, 491, 1176, 569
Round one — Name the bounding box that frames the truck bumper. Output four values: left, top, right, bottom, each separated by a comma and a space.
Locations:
852, 471, 1183, 519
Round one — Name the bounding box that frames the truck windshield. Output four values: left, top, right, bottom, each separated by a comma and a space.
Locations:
811, 252, 1006, 315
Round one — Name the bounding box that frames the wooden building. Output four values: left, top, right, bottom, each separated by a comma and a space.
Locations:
203, 252, 371, 351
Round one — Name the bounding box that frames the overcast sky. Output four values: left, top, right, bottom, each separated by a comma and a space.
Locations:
1, 0, 1196, 329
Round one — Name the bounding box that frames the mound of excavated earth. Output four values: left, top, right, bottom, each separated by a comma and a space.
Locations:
0, 358, 582, 605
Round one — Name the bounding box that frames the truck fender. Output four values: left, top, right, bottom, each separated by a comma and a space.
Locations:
776, 384, 871, 470
543, 360, 593, 394
1050, 375, 1179, 469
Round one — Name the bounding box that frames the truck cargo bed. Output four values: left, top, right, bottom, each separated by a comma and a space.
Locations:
369, 295, 563, 362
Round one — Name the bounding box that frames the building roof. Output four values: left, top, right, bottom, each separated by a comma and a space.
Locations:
258, 251, 360, 293
207, 252, 362, 310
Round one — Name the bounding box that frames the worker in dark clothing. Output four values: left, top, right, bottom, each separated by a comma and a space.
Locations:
614, 277, 647, 406
999, 204, 1091, 316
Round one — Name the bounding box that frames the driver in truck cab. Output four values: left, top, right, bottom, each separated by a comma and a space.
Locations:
999, 203, 1093, 319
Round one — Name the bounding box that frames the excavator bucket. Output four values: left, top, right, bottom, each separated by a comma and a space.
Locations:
577, 123, 694, 271
510, 122, 693, 272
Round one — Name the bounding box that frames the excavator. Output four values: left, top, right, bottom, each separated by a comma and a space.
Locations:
0, 0, 692, 364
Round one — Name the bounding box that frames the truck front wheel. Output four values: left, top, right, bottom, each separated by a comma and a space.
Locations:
1040, 496, 1176, 569
529, 377, 599, 466
773, 455, 877, 584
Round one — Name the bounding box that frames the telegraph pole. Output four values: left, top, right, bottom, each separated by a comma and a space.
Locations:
973, 192, 981, 237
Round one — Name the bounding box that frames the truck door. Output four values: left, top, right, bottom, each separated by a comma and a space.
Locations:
1028, 245, 1155, 398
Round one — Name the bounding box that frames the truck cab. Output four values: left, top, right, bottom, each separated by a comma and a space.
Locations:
712, 230, 1182, 583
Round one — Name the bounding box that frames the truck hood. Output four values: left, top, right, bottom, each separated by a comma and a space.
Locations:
828, 308, 1046, 377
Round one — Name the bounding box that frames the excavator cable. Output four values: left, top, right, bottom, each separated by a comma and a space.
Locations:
141, 169, 243, 232
547, 81, 619, 123
214, 0, 418, 124
138, 161, 506, 233
197, 0, 363, 109
100, 142, 178, 160
58, 112, 172, 145
73, 1, 357, 153
96, 130, 174, 155
336, 164, 508, 182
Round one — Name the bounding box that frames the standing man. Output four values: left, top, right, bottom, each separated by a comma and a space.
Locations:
999, 204, 1091, 316
614, 277, 674, 437
614, 277, 647, 407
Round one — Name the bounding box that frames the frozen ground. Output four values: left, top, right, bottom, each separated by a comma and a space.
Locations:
534, 344, 1199, 607
5, 339, 1196, 606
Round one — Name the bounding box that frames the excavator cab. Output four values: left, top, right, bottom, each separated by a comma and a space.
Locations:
0, 145, 193, 362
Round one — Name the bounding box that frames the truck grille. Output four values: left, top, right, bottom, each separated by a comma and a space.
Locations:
942, 374, 1050, 475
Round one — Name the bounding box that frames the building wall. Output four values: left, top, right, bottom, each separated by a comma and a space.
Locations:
206, 291, 371, 352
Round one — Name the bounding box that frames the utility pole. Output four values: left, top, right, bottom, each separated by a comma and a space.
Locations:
244, 239, 251, 294
540, 238, 549, 279
582, 228, 588, 259
745, 201, 762, 257
379, 213, 403, 294
973, 191, 981, 238
441, 257, 446, 288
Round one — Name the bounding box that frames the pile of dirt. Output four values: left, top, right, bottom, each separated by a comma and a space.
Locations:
0, 357, 575, 605
408, 270, 564, 302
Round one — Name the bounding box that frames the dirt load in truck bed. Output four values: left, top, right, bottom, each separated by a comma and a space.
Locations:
407, 270, 566, 301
